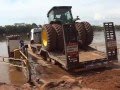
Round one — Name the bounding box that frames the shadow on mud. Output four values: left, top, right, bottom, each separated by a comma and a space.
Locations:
71, 63, 120, 77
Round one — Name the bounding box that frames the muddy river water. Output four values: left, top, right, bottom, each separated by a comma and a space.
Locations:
0, 31, 120, 85
0, 41, 27, 85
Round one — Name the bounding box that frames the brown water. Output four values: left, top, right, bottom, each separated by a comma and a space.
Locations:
92, 31, 120, 59
0, 41, 27, 85
0, 31, 120, 85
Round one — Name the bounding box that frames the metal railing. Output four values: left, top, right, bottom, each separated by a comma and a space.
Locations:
0, 56, 26, 68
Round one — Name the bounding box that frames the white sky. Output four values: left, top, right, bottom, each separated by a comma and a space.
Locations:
0, 0, 120, 25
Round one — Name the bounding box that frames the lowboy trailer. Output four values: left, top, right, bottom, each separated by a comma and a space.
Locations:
38, 22, 118, 71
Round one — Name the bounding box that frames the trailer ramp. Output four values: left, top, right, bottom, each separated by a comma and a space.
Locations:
104, 22, 118, 61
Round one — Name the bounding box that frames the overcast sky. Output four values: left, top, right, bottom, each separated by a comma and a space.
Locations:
0, 0, 120, 26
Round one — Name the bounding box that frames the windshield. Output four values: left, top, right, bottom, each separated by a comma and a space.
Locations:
54, 9, 73, 23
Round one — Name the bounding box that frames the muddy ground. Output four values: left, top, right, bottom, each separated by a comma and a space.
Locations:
1, 52, 120, 90
82, 68, 120, 90
0, 31, 120, 90
34, 62, 120, 90
0, 61, 120, 90
0, 48, 120, 90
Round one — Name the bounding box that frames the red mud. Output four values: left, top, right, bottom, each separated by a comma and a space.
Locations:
82, 69, 120, 90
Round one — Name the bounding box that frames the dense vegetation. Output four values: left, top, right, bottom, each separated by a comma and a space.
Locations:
0, 24, 120, 36
92, 25, 120, 31
0, 24, 33, 36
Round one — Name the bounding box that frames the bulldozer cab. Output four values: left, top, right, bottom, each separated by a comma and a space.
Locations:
47, 6, 73, 24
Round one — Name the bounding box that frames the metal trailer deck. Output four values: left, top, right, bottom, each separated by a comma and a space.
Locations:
40, 46, 108, 71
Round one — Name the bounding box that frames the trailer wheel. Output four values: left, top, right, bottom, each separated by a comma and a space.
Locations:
52, 24, 64, 51
75, 22, 86, 47
41, 24, 57, 51
83, 22, 94, 46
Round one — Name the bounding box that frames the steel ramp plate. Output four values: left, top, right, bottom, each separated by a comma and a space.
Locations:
104, 22, 118, 61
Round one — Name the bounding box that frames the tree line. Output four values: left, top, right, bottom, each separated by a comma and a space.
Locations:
0, 24, 33, 35
92, 25, 120, 31
0, 24, 120, 35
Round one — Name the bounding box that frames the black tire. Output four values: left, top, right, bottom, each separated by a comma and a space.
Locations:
75, 22, 86, 47
83, 22, 94, 46
52, 24, 64, 51
41, 24, 57, 51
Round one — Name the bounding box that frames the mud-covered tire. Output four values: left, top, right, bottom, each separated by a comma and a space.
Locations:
75, 22, 86, 47
41, 24, 57, 51
52, 24, 64, 51
83, 22, 94, 46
